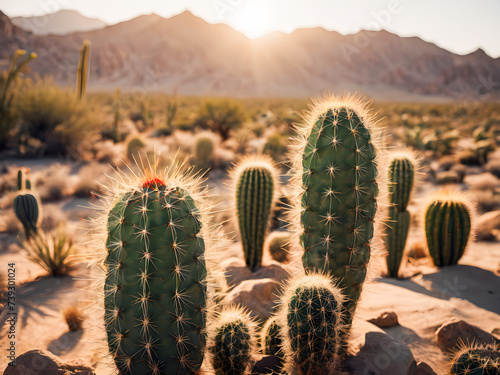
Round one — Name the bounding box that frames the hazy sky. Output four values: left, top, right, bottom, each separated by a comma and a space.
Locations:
1, 0, 499, 57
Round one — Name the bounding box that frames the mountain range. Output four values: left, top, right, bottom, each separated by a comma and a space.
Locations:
1, 10, 499, 100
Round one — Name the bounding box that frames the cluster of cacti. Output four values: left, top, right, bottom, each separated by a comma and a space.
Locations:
385, 152, 416, 278
76, 40, 90, 101
209, 306, 255, 375
450, 344, 500, 375
294, 96, 379, 328
104, 168, 208, 374
14, 169, 39, 239
233, 156, 277, 271
265, 231, 292, 263
424, 190, 474, 267
279, 274, 344, 375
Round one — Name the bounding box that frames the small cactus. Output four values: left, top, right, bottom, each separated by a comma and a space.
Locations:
450, 344, 500, 375
232, 156, 277, 271
385, 152, 416, 277
292, 95, 380, 328
424, 190, 474, 267
209, 306, 256, 375
279, 274, 344, 375
126, 136, 146, 161
76, 40, 90, 101
261, 316, 283, 359
103, 161, 209, 374
13, 193, 39, 239
265, 231, 292, 263
17, 168, 31, 191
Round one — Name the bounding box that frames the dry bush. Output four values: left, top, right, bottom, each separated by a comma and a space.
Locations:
72, 162, 109, 198
63, 305, 84, 331
39, 205, 67, 232
94, 140, 124, 166
407, 240, 428, 259
0, 209, 22, 235
35, 164, 71, 202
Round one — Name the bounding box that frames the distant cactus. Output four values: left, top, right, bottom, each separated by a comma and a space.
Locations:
103, 163, 209, 374
17, 168, 31, 191
126, 136, 146, 161
450, 344, 500, 375
265, 231, 292, 263
209, 306, 256, 375
13, 193, 39, 239
385, 152, 416, 277
261, 316, 283, 358
425, 191, 474, 267
112, 88, 121, 143
232, 156, 277, 271
279, 274, 344, 375
76, 40, 90, 101
194, 134, 215, 162
166, 89, 178, 131
292, 96, 379, 328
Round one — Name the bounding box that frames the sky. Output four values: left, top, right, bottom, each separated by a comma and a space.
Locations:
1, 0, 499, 57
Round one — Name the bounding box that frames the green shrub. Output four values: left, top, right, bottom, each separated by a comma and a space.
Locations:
194, 98, 247, 140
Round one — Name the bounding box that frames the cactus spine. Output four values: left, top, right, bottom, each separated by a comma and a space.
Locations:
209, 306, 256, 375
424, 191, 473, 267
76, 40, 90, 101
294, 96, 379, 328
280, 274, 344, 375
233, 156, 277, 271
385, 152, 416, 277
104, 164, 208, 374
450, 344, 500, 375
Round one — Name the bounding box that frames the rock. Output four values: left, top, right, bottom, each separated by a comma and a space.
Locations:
224, 278, 281, 321
414, 362, 437, 375
435, 319, 500, 354
251, 355, 281, 374
344, 331, 417, 375
368, 311, 399, 328
3, 349, 95, 375
223, 257, 289, 287
476, 210, 500, 241
436, 170, 460, 185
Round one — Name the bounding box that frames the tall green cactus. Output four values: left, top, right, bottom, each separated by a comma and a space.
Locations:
76, 40, 90, 101
424, 191, 473, 267
209, 306, 256, 375
104, 166, 208, 374
450, 344, 500, 375
385, 152, 416, 277
233, 156, 277, 271
279, 274, 344, 375
294, 96, 379, 328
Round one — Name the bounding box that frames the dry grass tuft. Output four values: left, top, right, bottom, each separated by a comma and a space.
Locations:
63, 305, 84, 331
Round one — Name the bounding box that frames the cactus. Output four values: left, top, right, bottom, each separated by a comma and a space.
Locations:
194, 134, 215, 162
13, 193, 39, 239
209, 306, 256, 375
265, 231, 292, 263
279, 274, 344, 375
232, 156, 277, 271
261, 316, 283, 360
293, 96, 379, 328
103, 163, 209, 374
17, 168, 32, 191
112, 88, 121, 143
76, 40, 90, 101
385, 152, 416, 277
424, 191, 474, 267
450, 344, 500, 375
126, 136, 146, 161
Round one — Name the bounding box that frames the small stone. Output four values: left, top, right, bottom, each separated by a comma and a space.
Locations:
64, 359, 95, 375
435, 319, 500, 354
251, 355, 281, 374
3, 350, 95, 375
414, 362, 437, 375
476, 210, 500, 241
223, 257, 289, 287
344, 331, 417, 375
368, 311, 399, 328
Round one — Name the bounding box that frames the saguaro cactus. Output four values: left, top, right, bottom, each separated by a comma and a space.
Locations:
293, 96, 379, 328
450, 344, 500, 375
232, 156, 277, 271
209, 306, 256, 375
424, 190, 474, 267
76, 40, 90, 101
385, 152, 416, 277
103, 164, 208, 374
279, 274, 344, 375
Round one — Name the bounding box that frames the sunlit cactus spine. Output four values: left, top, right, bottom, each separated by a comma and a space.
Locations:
279, 274, 344, 375
209, 306, 256, 375
261, 316, 283, 360
292, 95, 380, 328
103, 161, 209, 374
232, 156, 277, 271
424, 190, 474, 267
76, 40, 90, 101
450, 344, 500, 375
385, 152, 416, 277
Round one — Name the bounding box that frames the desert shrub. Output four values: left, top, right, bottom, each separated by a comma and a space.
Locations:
485, 159, 500, 179
194, 99, 247, 140
15, 77, 99, 157
35, 164, 71, 202
263, 133, 288, 162
63, 306, 84, 331
126, 136, 146, 161
72, 162, 108, 197
22, 224, 76, 276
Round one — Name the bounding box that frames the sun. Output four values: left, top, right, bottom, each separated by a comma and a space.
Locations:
231, 1, 274, 39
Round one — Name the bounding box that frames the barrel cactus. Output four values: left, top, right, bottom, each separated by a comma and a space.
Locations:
232, 156, 277, 271
209, 306, 256, 375
13, 193, 39, 239
102, 162, 210, 374
261, 316, 283, 359
279, 274, 344, 375
385, 152, 416, 278
424, 190, 474, 267
291, 96, 380, 328
265, 231, 292, 264
450, 344, 500, 375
